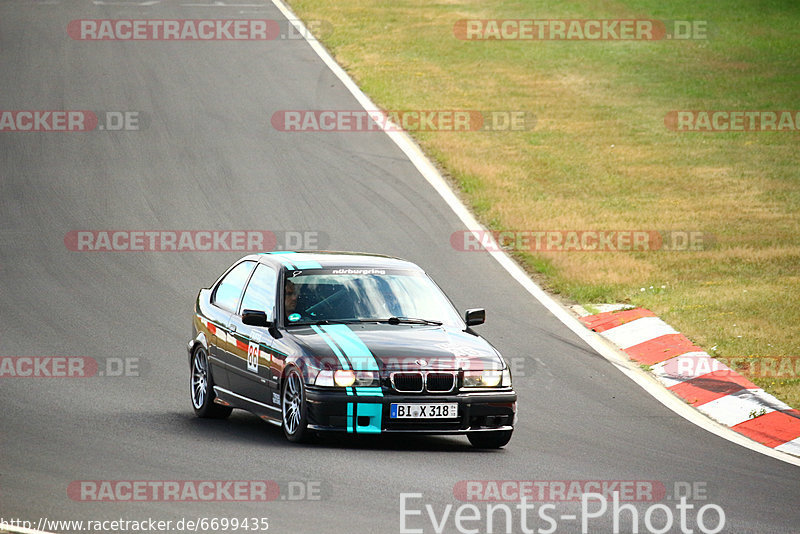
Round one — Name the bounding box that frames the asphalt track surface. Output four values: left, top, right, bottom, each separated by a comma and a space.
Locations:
1, 2, 798, 533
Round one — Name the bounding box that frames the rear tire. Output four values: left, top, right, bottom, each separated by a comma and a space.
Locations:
281, 368, 310, 443
467, 430, 513, 449
190, 346, 232, 419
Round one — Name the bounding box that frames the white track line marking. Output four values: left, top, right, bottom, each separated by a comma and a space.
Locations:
0, 523, 56, 534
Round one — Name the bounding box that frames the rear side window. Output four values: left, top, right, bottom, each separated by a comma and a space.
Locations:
240, 264, 279, 321
212, 261, 255, 312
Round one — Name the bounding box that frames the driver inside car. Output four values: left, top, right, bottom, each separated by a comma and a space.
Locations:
285, 279, 299, 318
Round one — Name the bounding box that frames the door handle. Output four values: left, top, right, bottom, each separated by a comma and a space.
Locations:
229, 325, 237, 333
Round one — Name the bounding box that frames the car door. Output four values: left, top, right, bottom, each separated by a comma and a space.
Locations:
231, 263, 280, 406
208, 260, 257, 387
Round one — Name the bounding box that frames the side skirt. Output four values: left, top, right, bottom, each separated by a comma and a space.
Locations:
214, 386, 283, 427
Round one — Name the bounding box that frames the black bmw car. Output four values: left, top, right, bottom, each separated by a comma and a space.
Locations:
187, 251, 517, 448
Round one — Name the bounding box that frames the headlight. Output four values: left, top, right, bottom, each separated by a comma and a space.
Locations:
314, 369, 379, 388
314, 369, 335, 387
463, 369, 503, 388
334, 370, 356, 387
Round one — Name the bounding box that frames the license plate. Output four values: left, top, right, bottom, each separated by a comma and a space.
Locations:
390, 403, 458, 419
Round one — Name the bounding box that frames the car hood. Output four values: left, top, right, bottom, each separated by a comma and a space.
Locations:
287, 323, 504, 371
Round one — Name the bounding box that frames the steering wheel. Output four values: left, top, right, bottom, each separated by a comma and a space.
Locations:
305, 288, 347, 316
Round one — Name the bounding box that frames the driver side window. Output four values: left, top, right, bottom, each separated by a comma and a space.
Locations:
240, 264, 278, 321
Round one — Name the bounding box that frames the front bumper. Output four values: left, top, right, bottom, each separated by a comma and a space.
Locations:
305, 387, 516, 434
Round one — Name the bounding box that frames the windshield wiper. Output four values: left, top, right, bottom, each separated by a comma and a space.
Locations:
291, 317, 443, 326
375, 317, 443, 326
288, 318, 363, 326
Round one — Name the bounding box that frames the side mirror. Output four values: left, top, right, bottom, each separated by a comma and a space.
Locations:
242, 309, 271, 327
464, 308, 485, 326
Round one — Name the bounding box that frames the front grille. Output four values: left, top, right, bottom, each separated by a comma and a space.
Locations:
390, 371, 456, 393
391, 372, 424, 393
426, 372, 455, 393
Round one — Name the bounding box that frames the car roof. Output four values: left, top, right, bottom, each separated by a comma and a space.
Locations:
246, 251, 425, 272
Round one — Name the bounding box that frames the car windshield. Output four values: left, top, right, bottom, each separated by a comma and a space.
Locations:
284, 269, 463, 327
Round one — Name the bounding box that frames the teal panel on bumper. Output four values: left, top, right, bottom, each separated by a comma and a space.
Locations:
345, 402, 383, 434
354, 402, 382, 434
346, 403, 354, 433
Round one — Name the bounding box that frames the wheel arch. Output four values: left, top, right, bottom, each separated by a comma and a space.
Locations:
278, 356, 313, 393
189, 336, 224, 387
188, 332, 209, 363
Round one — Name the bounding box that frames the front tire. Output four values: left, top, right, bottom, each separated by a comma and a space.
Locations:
190, 346, 232, 419
467, 430, 513, 449
281, 368, 310, 443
